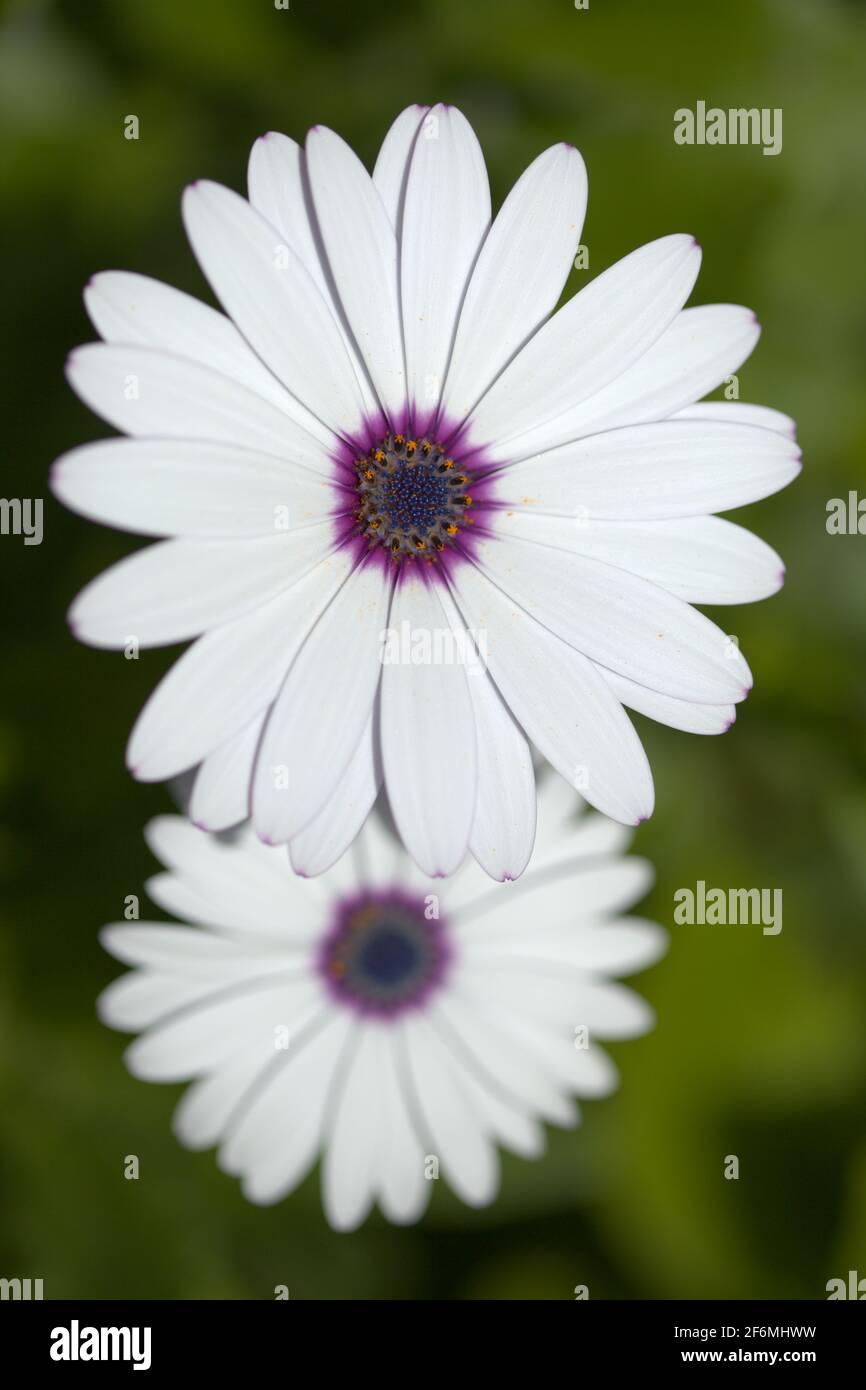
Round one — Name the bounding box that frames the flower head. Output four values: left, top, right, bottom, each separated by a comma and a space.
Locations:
98, 775, 666, 1230
54, 104, 800, 878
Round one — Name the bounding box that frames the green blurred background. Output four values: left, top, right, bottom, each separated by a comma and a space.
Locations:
1, 0, 864, 1299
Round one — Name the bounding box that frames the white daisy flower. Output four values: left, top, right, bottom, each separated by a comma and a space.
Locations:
98, 776, 666, 1231
53, 104, 800, 879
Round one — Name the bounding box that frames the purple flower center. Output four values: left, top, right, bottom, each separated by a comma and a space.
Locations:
352, 433, 474, 565
318, 888, 450, 1018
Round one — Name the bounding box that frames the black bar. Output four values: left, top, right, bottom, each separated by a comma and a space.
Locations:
1, 1298, 861, 1372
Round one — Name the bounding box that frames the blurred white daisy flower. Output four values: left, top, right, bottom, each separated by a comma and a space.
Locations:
98, 776, 666, 1231
54, 104, 800, 878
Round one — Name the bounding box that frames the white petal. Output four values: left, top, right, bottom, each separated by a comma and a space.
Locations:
66, 343, 336, 461
246, 133, 380, 420
355, 808, 403, 889
84, 270, 331, 441
381, 578, 477, 876
247, 134, 322, 280
172, 1053, 269, 1150
432, 995, 575, 1127
533, 767, 583, 835
495, 419, 801, 520
321, 1025, 387, 1231
124, 977, 322, 1081
127, 552, 351, 778
452, 802, 632, 906
561, 809, 632, 858
71, 523, 334, 651
182, 180, 364, 437
586, 516, 785, 605
492, 511, 786, 604
419, 580, 532, 883
494, 304, 760, 461
466, 914, 667, 976
466, 666, 536, 881
448, 972, 613, 1099
458, 858, 654, 937
306, 126, 406, 421
400, 104, 490, 421
375, 1027, 431, 1224
99, 922, 303, 1034
253, 559, 393, 842
372, 105, 429, 229
528, 917, 667, 975
98, 972, 223, 1030
459, 962, 654, 1038
100, 921, 292, 976
234, 1015, 354, 1204
142, 819, 320, 933
52, 438, 337, 538
403, 1015, 499, 1207
466, 235, 701, 451
597, 667, 736, 735
288, 706, 381, 876
675, 399, 796, 439
441, 143, 587, 423
430, 856, 495, 917
447, 559, 654, 825
576, 980, 656, 1038
514, 781, 632, 877
189, 715, 265, 831
475, 533, 752, 703
507, 1019, 619, 1098
144, 868, 314, 944
454, 1063, 547, 1158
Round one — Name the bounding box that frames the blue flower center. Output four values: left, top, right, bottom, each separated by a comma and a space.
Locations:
320, 891, 450, 1016
353, 433, 473, 564
358, 924, 420, 986
384, 468, 451, 534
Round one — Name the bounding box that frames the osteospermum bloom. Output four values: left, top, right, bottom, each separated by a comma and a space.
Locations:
98, 776, 666, 1230
53, 104, 800, 878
